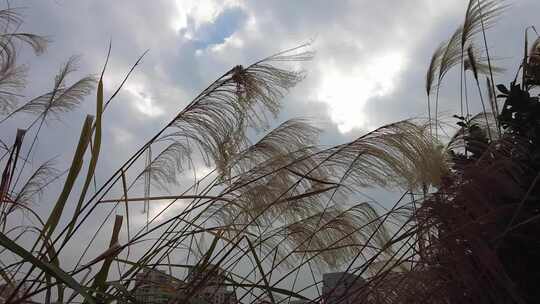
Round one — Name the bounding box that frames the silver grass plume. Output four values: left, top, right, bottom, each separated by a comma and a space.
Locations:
257, 204, 395, 271
223, 118, 320, 180
426, 42, 446, 97
0, 9, 48, 114
3, 56, 96, 122
203, 119, 330, 228
464, 44, 504, 80
462, 0, 506, 49
137, 140, 192, 191
433, 0, 505, 91
7, 160, 60, 215
438, 28, 464, 86
313, 120, 448, 191
139, 46, 313, 190
201, 121, 444, 270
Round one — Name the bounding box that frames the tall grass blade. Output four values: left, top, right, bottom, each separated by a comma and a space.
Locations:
90, 215, 123, 297
44, 115, 93, 238
67, 74, 103, 237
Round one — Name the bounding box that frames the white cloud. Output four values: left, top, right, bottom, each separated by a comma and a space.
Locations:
171, 0, 243, 36
315, 52, 406, 132
124, 83, 165, 118
137, 198, 188, 224
111, 126, 134, 144
209, 34, 244, 53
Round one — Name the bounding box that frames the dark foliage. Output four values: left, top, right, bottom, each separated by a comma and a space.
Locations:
437, 75, 540, 303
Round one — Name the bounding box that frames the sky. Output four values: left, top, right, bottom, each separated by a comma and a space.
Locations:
14, 0, 538, 215
3, 0, 540, 299
17, 0, 540, 147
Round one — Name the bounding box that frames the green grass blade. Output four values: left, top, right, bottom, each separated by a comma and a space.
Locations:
44, 115, 93, 238
120, 170, 130, 247
43, 238, 65, 303
90, 215, 123, 296
67, 76, 103, 237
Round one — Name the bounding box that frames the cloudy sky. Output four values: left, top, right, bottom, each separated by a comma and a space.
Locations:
17, 0, 540, 150
14, 0, 538, 215
3, 0, 540, 298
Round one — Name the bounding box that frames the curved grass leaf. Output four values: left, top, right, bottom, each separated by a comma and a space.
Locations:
44, 115, 93, 238
67, 76, 103, 237
90, 215, 123, 298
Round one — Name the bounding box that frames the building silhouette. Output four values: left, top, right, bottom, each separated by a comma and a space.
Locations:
130, 266, 237, 304
186, 265, 237, 304
0, 282, 35, 304
132, 269, 185, 304
322, 272, 365, 304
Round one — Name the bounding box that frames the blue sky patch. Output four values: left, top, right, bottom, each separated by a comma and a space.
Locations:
188, 7, 247, 50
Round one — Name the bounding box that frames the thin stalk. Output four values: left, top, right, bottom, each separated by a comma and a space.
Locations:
427, 95, 432, 137
473, 75, 493, 141
464, 70, 470, 118
477, 0, 501, 136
